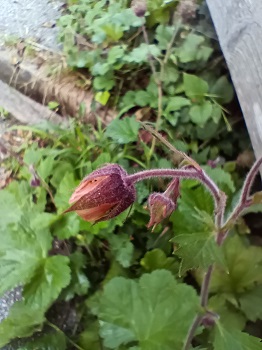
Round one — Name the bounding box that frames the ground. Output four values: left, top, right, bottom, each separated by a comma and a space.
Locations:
0, 0, 63, 50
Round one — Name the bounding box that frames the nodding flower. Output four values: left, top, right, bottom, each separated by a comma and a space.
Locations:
64, 164, 136, 223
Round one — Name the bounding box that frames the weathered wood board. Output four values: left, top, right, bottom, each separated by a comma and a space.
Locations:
206, 0, 262, 172
0, 80, 65, 125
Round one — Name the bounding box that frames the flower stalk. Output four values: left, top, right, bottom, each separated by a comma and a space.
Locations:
65, 153, 262, 350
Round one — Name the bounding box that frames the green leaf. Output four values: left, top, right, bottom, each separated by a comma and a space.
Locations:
52, 213, 80, 239
203, 166, 236, 193
214, 323, 262, 350
208, 295, 246, 330
165, 97, 191, 112
125, 44, 161, 63
95, 91, 110, 105
61, 252, 90, 301
172, 230, 225, 275
50, 161, 74, 188
239, 285, 262, 322
37, 156, 55, 181
0, 302, 45, 347
105, 117, 140, 144
93, 75, 115, 90
209, 235, 262, 294
0, 226, 52, 296
183, 73, 209, 102
155, 24, 173, 49
19, 331, 67, 350
48, 101, 60, 110
171, 185, 225, 273
23, 255, 71, 309
108, 234, 134, 268
211, 76, 234, 104
101, 24, 123, 41
107, 45, 127, 64
54, 173, 78, 213
140, 249, 179, 275
189, 101, 213, 126
79, 321, 101, 350
95, 270, 199, 349
0, 190, 22, 229
177, 33, 205, 63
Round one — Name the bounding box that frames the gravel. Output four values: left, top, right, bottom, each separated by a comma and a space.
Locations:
0, 0, 64, 50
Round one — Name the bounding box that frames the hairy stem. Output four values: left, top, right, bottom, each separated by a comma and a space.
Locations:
183, 155, 262, 349
126, 168, 221, 211
224, 156, 262, 230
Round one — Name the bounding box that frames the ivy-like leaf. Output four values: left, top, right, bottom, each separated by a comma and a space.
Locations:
214, 323, 262, 350
105, 116, 140, 144
94, 270, 199, 350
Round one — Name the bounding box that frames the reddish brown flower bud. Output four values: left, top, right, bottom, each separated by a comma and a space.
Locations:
146, 179, 180, 230
64, 164, 136, 223
147, 193, 176, 230
131, 0, 147, 17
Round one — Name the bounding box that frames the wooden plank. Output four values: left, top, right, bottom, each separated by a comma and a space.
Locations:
206, 0, 262, 169
0, 80, 66, 125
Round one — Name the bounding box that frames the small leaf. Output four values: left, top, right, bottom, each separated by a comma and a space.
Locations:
93, 75, 115, 90
125, 44, 161, 63
95, 91, 110, 106
48, 101, 60, 110
165, 97, 191, 112
183, 73, 209, 102
211, 76, 234, 104
177, 33, 205, 63
189, 101, 213, 126
105, 117, 140, 144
